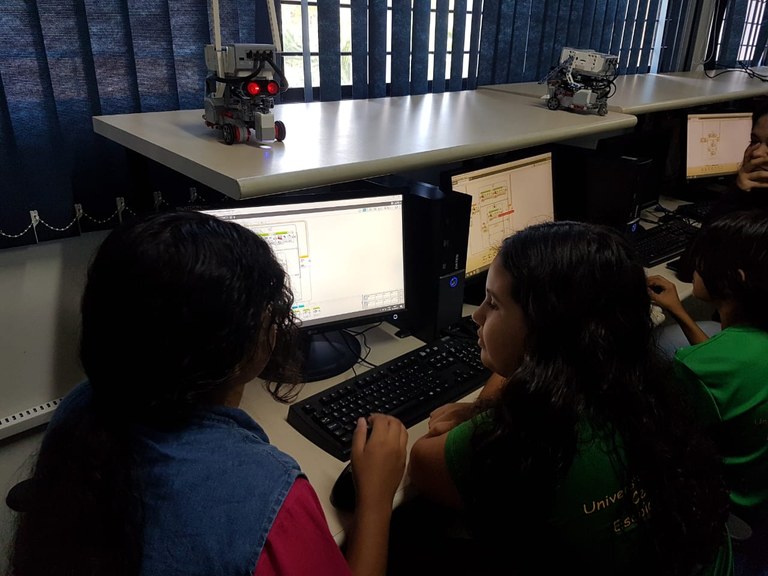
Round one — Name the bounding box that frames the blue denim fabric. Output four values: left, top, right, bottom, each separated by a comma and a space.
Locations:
50, 382, 303, 576
137, 406, 302, 575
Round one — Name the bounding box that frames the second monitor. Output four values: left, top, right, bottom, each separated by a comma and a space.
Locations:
686, 111, 752, 181
442, 150, 556, 302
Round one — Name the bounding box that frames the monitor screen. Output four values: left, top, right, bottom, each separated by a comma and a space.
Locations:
201, 191, 406, 381
446, 151, 555, 279
686, 112, 752, 180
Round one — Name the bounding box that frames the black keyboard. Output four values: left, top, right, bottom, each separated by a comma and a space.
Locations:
287, 331, 490, 461
626, 219, 699, 267
674, 201, 714, 223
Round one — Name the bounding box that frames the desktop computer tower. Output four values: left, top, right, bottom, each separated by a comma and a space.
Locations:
386, 180, 471, 343
552, 145, 655, 232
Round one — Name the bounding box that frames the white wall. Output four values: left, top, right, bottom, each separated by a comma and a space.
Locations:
0, 230, 108, 571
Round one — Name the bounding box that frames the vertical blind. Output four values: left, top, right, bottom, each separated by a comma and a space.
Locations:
715, 0, 768, 67
0, 0, 731, 249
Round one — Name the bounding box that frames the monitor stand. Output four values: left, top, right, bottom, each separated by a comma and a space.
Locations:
300, 330, 361, 382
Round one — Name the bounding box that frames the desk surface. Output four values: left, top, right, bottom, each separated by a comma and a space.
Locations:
93, 90, 635, 200
480, 67, 768, 115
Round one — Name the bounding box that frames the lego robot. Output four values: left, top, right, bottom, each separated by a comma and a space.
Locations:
203, 43, 289, 144
540, 48, 619, 116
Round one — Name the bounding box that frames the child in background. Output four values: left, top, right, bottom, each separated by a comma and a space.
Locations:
405, 221, 732, 576
648, 209, 768, 576
6, 210, 407, 576
676, 105, 768, 284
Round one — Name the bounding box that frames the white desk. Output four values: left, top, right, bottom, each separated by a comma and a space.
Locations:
93, 90, 636, 200
480, 68, 768, 115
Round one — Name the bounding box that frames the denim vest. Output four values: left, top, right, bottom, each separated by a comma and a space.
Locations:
137, 406, 303, 576
51, 383, 303, 576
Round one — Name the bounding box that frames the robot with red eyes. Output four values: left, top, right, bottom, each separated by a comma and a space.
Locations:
203, 43, 288, 144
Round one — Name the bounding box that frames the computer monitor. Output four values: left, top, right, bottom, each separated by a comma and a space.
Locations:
443, 151, 555, 292
201, 190, 406, 382
686, 112, 752, 182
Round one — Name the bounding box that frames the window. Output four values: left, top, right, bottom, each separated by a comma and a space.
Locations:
708, 0, 768, 68
278, 0, 475, 90
277, 0, 674, 100
735, 0, 767, 62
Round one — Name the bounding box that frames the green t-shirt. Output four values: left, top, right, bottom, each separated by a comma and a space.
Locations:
674, 326, 768, 519
445, 413, 733, 575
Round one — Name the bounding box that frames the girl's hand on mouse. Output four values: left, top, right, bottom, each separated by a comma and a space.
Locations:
647, 275, 684, 314
351, 414, 407, 506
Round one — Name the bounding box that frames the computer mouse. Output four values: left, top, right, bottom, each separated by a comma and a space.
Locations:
330, 462, 356, 512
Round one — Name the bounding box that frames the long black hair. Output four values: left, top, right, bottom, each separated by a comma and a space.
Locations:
8, 210, 301, 576
467, 221, 729, 575
689, 209, 768, 331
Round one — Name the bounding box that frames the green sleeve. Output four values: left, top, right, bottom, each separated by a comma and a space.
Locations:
444, 413, 491, 501
672, 354, 722, 428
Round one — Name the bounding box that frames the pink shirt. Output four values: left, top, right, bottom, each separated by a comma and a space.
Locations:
253, 477, 352, 576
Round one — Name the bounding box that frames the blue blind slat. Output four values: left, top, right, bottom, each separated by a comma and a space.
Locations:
369, 0, 387, 97
168, 1, 210, 109
0, 75, 16, 155
466, 0, 485, 89
432, 0, 450, 93
637, 0, 660, 73
590, 0, 609, 53
565, 0, 585, 49
318, 0, 341, 101
477, 0, 501, 86
578, 0, 598, 49
625, 0, 649, 74
506, 0, 527, 83
411, 0, 431, 94
554, 0, 573, 65
493, 0, 514, 83
512, 0, 537, 82
350, 0, 368, 99
536, 1, 559, 78
391, 0, 411, 96
600, 0, 621, 56
254, 0, 273, 44
126, 1, 179, 111
449, 0, 468, 91
610, 0, 629, 68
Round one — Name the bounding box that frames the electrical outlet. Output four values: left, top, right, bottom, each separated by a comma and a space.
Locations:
116, 197, 125, 212
0, 398, 62, 441
74, 204, 83, 219
29, 210, 39, 226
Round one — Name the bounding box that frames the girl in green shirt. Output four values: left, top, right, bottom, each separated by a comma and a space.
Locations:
408, 221, 733, 576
